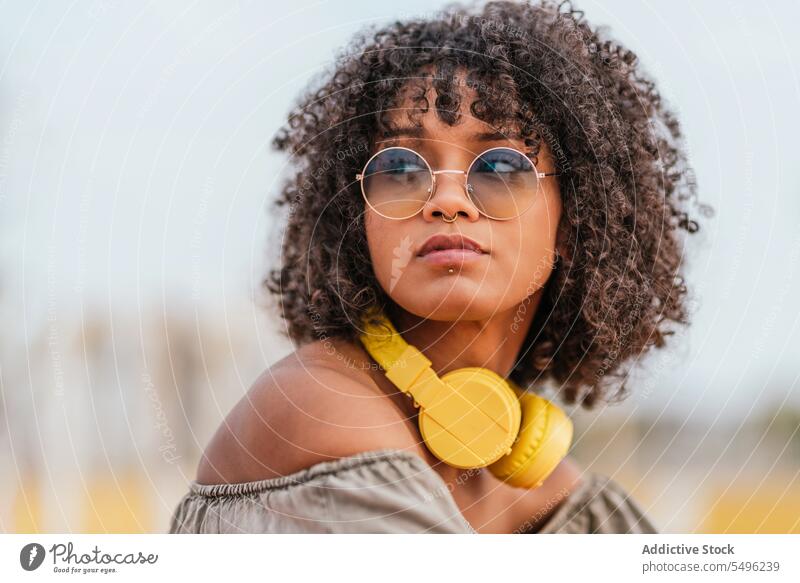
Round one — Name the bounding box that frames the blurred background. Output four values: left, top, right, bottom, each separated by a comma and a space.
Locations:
1, 0, 798, 534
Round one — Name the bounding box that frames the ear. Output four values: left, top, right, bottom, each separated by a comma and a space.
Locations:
555, 222, 572, 265
555, 245, 570, 266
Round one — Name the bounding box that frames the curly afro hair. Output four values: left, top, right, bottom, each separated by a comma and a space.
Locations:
263, 0, 711, 409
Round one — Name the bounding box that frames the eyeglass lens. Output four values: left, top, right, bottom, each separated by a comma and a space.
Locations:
361, 147, 542, 220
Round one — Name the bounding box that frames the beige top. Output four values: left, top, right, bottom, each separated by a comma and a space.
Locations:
168, 448, 658, 534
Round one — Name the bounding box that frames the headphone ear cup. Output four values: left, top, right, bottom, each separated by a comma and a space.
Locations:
488, 389, 573, 489
421, 367, 522, 469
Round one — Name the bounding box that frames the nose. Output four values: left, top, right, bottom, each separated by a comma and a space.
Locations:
421, 171, 481, 222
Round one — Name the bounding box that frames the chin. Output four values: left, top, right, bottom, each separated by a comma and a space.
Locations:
392, 290, 515, 322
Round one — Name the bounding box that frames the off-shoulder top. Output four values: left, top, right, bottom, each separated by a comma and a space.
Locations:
168, 448, 658, 534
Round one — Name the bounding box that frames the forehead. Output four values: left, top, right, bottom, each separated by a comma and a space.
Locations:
380, 77, 525, 147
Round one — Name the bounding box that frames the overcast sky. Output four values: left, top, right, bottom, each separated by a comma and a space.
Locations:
1, 0, 799, 419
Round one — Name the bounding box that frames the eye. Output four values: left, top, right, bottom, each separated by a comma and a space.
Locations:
369, 150, 427, 175
473, 149, 532, 173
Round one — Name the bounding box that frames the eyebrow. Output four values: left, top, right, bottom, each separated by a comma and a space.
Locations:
380, 125, 522, 141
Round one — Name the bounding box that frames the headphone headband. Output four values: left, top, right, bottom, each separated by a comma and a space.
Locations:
360, 307, 450, 407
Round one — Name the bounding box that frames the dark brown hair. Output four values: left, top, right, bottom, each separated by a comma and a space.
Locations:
263, 0, 711, 408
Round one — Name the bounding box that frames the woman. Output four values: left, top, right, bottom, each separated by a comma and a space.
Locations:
169, 0, 707, 534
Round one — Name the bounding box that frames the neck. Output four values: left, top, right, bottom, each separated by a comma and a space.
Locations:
388, 293, 543, 379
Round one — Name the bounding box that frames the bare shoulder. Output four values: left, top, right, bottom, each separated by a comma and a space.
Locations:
195, 339, 424, 485
550, 455, 584, 495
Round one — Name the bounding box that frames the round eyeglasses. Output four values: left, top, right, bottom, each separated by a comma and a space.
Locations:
355, 146, 559, 221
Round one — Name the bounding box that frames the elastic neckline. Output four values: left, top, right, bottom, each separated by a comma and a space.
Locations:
189, 448, 435, 497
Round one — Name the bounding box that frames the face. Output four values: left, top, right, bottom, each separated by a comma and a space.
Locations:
363, 82, 562, 322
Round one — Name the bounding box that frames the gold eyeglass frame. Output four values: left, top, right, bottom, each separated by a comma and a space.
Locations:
355, 145, 560, 221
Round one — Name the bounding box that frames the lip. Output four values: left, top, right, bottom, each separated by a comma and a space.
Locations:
416, 233, 488, 267
417, 233, 488, 257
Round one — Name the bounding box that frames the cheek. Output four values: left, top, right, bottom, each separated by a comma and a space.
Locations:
499, 193, 561, 292
364, 214, 410, 289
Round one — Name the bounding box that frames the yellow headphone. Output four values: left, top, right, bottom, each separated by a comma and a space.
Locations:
358, 306, 574, 489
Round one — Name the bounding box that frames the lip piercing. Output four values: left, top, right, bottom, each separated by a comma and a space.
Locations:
448, 267, 454, 274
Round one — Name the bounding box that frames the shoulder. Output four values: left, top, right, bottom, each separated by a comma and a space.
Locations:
195, 339, 425, 485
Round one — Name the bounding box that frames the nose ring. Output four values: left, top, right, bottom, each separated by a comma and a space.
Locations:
442, 213, 458, 223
